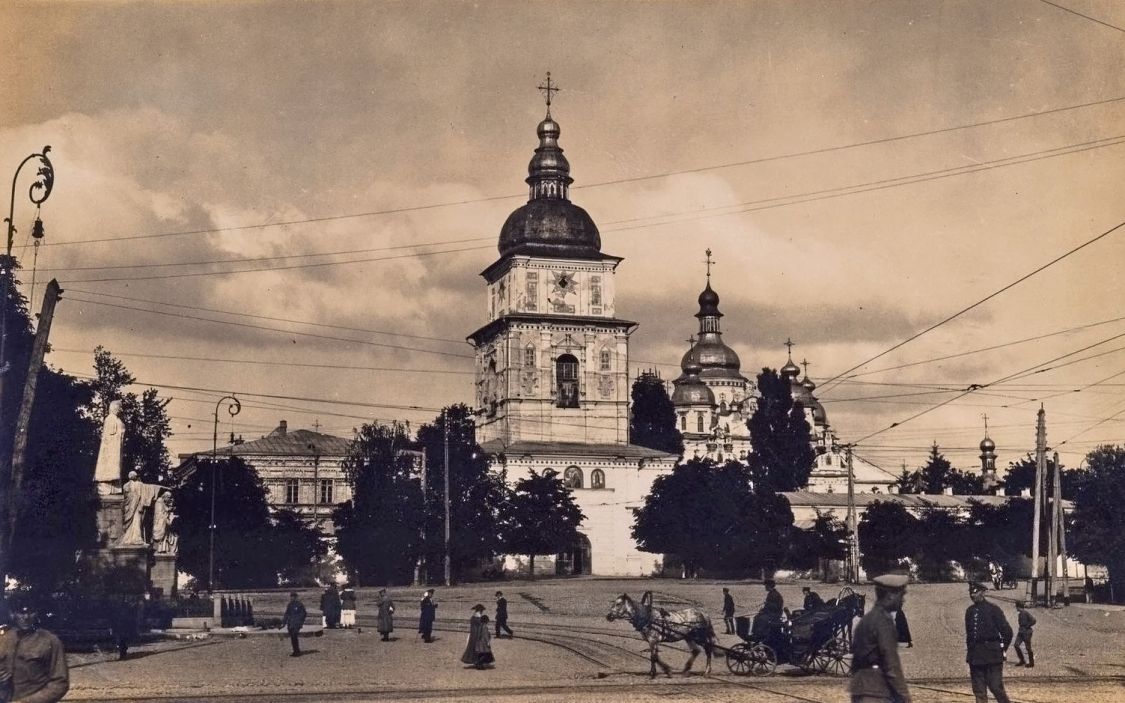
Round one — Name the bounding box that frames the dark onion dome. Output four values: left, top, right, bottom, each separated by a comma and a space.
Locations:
498, 115, 603, 260
802, 375, 817, 393
980, 436, 996, 452
780, 356, 801, 379
697, 282, 721, 317
672, 360, 716, 407
791, 377, 814, 406
811, 400, 828, 426
690, 334, 743, 377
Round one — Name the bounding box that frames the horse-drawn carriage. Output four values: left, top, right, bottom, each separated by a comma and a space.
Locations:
724, 586, 863, 676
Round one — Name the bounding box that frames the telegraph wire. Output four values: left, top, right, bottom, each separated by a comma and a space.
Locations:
28, 94, 1125, 250
50, 348, 476, 375
819, 215, 1125, 395
1037, 0, 1125, 33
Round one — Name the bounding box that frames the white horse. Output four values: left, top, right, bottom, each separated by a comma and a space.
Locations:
606, 591, 717, 678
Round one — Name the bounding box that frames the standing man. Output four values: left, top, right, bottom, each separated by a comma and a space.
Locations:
849, 574, 911, 703
965, 582, 1013, 703
376, 589, 395, 642
494, 592, 513, 639
0, 595, 70, 703
281, 591, 307, 657
320, 585, 341, 629
721, 588, 736, 634
1013, 601, 1035, 668
418, 589, 436, 643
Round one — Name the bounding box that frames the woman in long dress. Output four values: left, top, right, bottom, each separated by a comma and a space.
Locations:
461, 604, 495, 669
376, 588, 395, 641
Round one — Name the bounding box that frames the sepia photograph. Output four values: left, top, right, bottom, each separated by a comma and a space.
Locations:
0, 1, 1123, 701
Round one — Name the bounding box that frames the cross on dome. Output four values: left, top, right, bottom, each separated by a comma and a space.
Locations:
703, 249, 714, 281
785, 337, 795, 359
538, 72, 560, 116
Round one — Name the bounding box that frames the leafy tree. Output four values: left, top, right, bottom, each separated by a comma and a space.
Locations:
747, 368, 815, 491
416, 405, 507, 581
1068, 445, 1125, 602
894, 467, 924, 495
505, 469, 585, 576
88, 349, 172, 483
630, 371, 684, 456
858, 500, 918, 575
999, 454, 1081, 497
961, 498, 1037, 572
914, 510, 968, 580
786, 510, 848, 573
174, 456, 323, 588
88, 345, 135, 425
271, 508, 329, 586
897, 443, 984, 495
334, 422, 423, 586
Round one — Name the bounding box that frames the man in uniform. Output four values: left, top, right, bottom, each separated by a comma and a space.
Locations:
494, 591, 513, 639
721, 588, 735, 634
0, 594, 70, 703
965, 582, 1012, 703
849, 574, 911, 703
280, 591, 307, 657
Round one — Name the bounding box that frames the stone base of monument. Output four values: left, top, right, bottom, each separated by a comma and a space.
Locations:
151, 552, 177, 598
95, 492, 124, 547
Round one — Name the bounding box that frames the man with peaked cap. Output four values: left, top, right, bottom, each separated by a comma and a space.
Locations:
849, 574, 911, 703
0, 593, 70, 702
965, 582, 1013, 703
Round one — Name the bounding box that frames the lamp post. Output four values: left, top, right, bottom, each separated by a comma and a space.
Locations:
0, 147, 54, 582
209, 394, 240, 593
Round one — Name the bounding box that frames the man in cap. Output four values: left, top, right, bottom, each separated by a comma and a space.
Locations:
849, 574, 911, 703
0, 594, 70, 703
280, 591, 307, 657
964, 582, 1012, 703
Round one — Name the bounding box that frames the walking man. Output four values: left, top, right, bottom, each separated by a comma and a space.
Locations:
494, 591, 513, 639
0, 595, 70, 703
849, 574, 911, 703
721, 587, 736, 634
281, 591, 307, 657
419, 589, 436, 643
965, 582, 1013, 703
1013, 602, 1035, 668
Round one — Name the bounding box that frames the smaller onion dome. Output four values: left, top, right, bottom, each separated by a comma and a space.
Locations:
672, 360, 716, 407
780, 357, 801, 379
697, 283, 721, 317
980, 436, 996, 452
811, 400, 828, 427
802, 375, 816, 393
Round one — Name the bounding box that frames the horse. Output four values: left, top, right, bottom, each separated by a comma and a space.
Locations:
824, 589, 866, 642
606, 591, 717, 678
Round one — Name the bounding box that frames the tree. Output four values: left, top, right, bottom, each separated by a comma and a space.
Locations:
630, 371, 684, 456
858, 500, 918, 575
999, 454, 1080, 497
416, 405, 507, 581
174, 456, 324, 588
334, 421, 423, 585
914, 510, 968, 580
786, 510, 848, 573
505, 470, 585, 576
270, 509, 329, 586
89, 345, 135, 425
897, 443, 985, 495
747, 368, 815, 492
1068, 445, 1125, 602
88, 349, 172, 483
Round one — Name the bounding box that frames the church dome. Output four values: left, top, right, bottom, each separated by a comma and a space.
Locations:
811, 400, 828, 426
693, 335, 743, 377
697, 283, 720, 316
980, 436, 996, 452
497, 115, 603, 260
672, 360, 716, 407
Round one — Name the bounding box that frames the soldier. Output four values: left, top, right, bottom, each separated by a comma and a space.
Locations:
849, 574, 911, 703
280, 592, 307, 657
965, 582, 1013, 703
0, 594, 70, 703
494, 591, 513, 639
1013, 601, 1035, 668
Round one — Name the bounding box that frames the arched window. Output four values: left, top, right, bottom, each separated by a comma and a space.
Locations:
680, 414, 687, 431
696, 411, 705, 433
599, 349, 611, 371
591, 469, 605, 489
563, 466, 583, 489
556, 354, 580, 408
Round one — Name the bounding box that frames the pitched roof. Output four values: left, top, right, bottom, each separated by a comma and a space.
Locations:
478, 439, 676, 461
183, 427, 351, 459
781, 491, 1061, 509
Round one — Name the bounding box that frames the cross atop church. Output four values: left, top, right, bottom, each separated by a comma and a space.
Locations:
313, 418, 321, 432
982, 413, 989, 435
785, 337, 795, 358
538, 72, 560, 116
686, 334, 696, 349
801, 358, 811, 377
703, 248, 714, 281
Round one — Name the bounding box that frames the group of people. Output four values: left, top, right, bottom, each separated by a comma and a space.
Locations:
282, 587, 513, 669
849, 576, 1037, 703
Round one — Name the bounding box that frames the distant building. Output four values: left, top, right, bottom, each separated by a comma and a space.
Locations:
177, 420, 352, 533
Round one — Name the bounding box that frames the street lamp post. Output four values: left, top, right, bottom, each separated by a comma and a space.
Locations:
209, 394, 240, 593
0, 147, 54, 581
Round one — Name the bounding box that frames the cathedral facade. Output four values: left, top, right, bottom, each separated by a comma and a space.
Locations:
468, 98, 677, 576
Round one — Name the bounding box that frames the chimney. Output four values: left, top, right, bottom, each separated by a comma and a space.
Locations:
278, 420, 287, 436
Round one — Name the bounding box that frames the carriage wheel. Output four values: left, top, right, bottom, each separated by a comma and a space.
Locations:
816, 636, 852, 676
796, 648, 820, 674
725, 643, 755, 676
747, 643, 777, 676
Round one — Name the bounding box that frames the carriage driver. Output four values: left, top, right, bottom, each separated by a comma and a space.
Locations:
849, 574, 912, 703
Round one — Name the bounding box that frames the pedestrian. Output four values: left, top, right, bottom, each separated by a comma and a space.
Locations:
494, 591, 513, 639
320, 584, 342, 629
763, 578, 784, 614
965, 582, 1013, 703
895, 608, 913, 648
281, 591, 307, 657
721, 587, 735, 634
111, 595, 141, 660
460, 604, 495, 669
802, 586, 824, 612
1013, 601, 1035, 668
0, 594, 70, 703
376, 588, 395, 641
849, 574, 911, 703
340, 584, 357, 629
418, 589, 437, 643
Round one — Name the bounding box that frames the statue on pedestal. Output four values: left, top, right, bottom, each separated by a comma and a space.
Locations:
94, 400, 125, 495
119, 470, 166, 547
152, 492, 178, 555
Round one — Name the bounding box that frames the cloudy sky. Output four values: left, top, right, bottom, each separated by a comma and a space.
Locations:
2, 0, 1123, 472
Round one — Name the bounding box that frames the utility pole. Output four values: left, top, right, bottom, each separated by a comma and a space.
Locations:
414, 445, 427, 586
845, 445, 859, 584
1047, 449, 1059, 607
443, 417, 451, 587
1031, 405, 1046, 604
7, 280, 61, 550
1052, 450, 1069, 605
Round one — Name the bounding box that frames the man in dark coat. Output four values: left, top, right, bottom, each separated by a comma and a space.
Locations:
320, 585, 341, 629
894, 608, 913, 648
0, 596, 70, 703
1013, 601, 1035, 668
721, 587, 736, 634
111, 595, 142, 660
494, 591, 513, 638
802, 586, 824, 612
418, 589, 437, 643
281, 592, 307, 657
375, 589, 395, 641
965, 583, 1013, 703
763, 579, 784, 614
849, 574, 911, 703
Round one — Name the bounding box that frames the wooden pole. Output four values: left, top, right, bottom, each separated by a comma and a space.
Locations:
1031, 406, 1046, 604
1047, 449, 1058, 607
845, 446, 859, 584
1054, 450, 1069, 604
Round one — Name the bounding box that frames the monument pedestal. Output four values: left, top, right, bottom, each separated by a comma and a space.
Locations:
151, 553, 177, 598
95, 492, 124, 548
